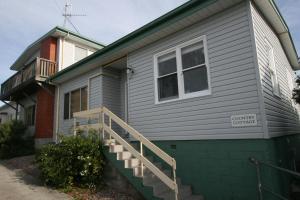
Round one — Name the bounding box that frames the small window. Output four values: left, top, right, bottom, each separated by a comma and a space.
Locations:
181, 41, 208, 93
64, 93, 70, 120
75, 46, 87, 62
25, 105, 35, 126
154, 36, 210, 103
64, 86, 88, 119
157, 52, 178, 101
265, 39, 280, 97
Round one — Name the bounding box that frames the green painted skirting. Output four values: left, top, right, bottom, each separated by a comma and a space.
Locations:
138, 136, 298, 200
105, 135, 299, 200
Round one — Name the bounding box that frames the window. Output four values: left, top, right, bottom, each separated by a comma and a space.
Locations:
265, 39, 280, 97
154, 36, 210, 103
25, 105, 35, 126
286, 69, 295, 93
64, 93, 70, 120
75, 46, 88, 62
64, 86, 88, 119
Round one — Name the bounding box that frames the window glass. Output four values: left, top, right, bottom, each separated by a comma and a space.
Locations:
71, 89, 81, 118
75, 46, 87, 62
182, 42, 205, 70
184, 67, 208, 93
64, 93, 70, 119
266, 41, 280, 96
158, 52, 177, 76
155, 37, 210, 103
25, 105, 35, 126
81, 87, 87, 111
158, 74, 178, 101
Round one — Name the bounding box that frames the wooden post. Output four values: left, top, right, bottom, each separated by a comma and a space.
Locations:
140, 141, 144, 177
73, 118, 77, 136
109, 116, 112, 140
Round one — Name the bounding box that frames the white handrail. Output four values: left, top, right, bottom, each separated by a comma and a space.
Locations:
73, 106, 178, 199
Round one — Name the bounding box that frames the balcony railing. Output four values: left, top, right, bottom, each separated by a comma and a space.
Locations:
0, 57, 57, 96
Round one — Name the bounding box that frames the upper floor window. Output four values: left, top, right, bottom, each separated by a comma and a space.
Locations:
154, 36, 211, 103
64, 86, 87, 120
265, 39, 280, 97
75, 46, 88, 62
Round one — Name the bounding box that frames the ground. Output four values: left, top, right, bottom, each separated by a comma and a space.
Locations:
0, 156, 70, 200
0, 156, 137, 200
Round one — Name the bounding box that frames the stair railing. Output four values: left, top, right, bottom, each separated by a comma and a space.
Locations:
74, 107, 179, 200
249, 157, 300, 200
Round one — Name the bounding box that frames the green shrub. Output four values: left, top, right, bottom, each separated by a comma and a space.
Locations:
0, 120, 34, 159
36, 133, 105, 189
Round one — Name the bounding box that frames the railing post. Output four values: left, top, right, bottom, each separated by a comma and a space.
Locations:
140, 141, 144, 177
102, 111, 105, 140
73, 118, 77, 136
36, 57, 40, 77
250, 158, 263, 200
109, 116, 112, 140
172, 161, 178, 200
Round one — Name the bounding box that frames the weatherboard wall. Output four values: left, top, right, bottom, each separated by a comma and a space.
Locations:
250, 2, 300, 138
57, 67, 102, 134
126, 2, 264, 140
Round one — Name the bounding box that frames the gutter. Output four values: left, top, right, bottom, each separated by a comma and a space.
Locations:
48, 0, 217, 82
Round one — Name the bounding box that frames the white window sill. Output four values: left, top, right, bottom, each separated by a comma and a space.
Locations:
155, 89, 211, 105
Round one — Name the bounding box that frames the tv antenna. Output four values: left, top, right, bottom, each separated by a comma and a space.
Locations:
62, 0, 86, 33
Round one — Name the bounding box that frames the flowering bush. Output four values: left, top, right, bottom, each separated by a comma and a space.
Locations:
36, 133, 105, 188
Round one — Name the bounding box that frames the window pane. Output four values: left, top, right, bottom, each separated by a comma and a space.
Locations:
182, 42, 205, 70
184, 67, 208, 93
64, 93, 70, 119
25, 105, 35, 126
75, 46, 87, 62
158, 52, 177, 76
71, 89, 81, 118
81, 87, 87, 111
158, 74, 178, 101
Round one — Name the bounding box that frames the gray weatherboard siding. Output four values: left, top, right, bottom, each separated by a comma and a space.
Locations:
127, 2, 264, 141
250, 3, 300, 137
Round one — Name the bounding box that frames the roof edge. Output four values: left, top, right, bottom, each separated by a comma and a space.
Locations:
10, 26, 105, 70
49, 0, 216, 82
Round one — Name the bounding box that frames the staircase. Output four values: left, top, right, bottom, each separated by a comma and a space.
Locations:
73, 107, 204, 200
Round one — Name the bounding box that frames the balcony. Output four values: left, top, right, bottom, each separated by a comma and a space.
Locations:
0, 57, 57, 100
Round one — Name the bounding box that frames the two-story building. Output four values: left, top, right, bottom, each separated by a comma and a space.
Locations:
0, 26, 104, 145
49, 0, 300, 199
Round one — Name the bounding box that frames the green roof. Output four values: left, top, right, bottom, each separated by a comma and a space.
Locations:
11, 26, 105, 70
50, 0, 299, 81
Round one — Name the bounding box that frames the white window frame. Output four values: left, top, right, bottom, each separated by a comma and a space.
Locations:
265, 39, 280, 97
153, 35, 211, 104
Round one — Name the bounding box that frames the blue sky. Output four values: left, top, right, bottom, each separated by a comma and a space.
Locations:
0, 0, 299, 106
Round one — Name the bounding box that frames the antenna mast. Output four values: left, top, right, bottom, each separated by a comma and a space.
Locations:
62, 0, 86, 33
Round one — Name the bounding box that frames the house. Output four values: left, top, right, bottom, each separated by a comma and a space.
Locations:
53, 0, 300, 199
0, 26, 104, 146
0, 102, 16, 124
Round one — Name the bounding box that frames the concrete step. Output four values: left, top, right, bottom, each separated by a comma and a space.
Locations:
143, 169, 172, 186
104, 139, 116, 146
109, 144, 123, 153
124, 158, 141, 168
179, 185, 192, 199
117, 151, 132, 160
152, 180, 170, 197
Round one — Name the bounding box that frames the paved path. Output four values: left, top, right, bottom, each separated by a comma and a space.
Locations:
0, 164, 71, 200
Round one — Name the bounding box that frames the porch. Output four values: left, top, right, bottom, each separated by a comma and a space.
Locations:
0, 57, 57, 101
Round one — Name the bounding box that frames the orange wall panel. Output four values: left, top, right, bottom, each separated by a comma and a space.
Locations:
40, 37, 57, 62
35, 86, 55, 139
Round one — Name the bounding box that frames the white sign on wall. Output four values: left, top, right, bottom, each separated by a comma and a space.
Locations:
231, 114, 257, 127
